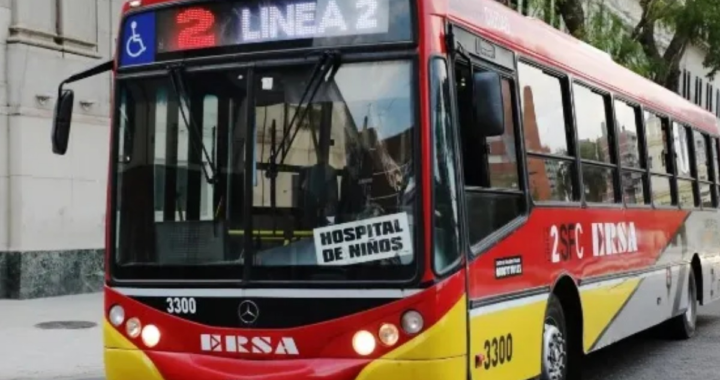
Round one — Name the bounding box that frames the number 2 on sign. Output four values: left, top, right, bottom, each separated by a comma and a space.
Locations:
176, 7, 216, 50
549, 223, 584, 263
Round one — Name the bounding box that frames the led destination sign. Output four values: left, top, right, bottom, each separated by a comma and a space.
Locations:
118, 0, 411, 66
153, 0, 408, 53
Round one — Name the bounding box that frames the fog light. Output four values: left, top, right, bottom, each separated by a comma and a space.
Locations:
126, 317, 142, 338
141, 325, 161, 348
401, 310, 424, 334
108, 305, 125, 327
378, 323, 399, 346
352, 330, 376, 356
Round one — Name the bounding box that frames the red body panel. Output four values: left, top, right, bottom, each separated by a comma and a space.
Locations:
145, 354, 369, 380
417, 0, 434, 283
105, 272, 465, 360
443, 0, 718, 135
467, 208, 689, 300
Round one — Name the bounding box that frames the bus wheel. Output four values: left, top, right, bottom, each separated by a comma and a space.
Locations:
541, 294, 569, 380
666, 268, 698, 340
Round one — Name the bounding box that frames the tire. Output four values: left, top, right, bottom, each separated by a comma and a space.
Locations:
540, 294, 579, 380
666, 268, 698, 340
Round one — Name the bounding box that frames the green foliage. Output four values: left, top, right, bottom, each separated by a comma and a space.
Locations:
583, 1, 652, 77
508, 0, 720, 89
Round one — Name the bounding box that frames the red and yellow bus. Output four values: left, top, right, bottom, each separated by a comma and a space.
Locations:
50, 0, 720, 379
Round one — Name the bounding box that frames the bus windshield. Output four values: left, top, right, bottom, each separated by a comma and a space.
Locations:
112, 59, 418, 282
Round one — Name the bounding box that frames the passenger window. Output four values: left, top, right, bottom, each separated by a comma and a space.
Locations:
673, 123, 695, 208
519, 63, 569, 156
694, 131, 710, 181
430, 58, 462, 273
518, 62, 575, 202
614, 100, 648, 204
713, 139, 720, 207
455, 63, 525, 247
693, 130, 714, 208
574, 84, 611, 162
573, 83, 616, 203
673, 123, 692, 178
645, 112, 673, 206
486, 79, 520, 189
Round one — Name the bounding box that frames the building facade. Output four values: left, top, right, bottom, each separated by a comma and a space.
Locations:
0, 0, 124, 299
601, 0, 720, 116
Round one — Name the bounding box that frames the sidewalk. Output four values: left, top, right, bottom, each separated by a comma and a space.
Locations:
0, 293, 104, 380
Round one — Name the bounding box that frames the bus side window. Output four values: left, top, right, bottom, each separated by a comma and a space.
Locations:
518, 62, 576, 202
645, 112, 674, 206
454, 63, 525, 247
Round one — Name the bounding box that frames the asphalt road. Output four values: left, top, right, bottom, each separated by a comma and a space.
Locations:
53, 302, 720, 380
582, 300, 720, 380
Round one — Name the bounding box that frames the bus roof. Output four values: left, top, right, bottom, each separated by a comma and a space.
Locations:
441, 0, 720, 135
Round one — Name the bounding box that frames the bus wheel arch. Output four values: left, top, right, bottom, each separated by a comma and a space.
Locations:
664, 255, 701, 340
691, 254, 703, 304
540, 275, 582, 380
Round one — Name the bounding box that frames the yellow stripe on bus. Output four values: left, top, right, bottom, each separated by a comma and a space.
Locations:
355, 296, 468, 380
104, 320, 165, 380
468, 295, 547, 380
579, 278, 641, 352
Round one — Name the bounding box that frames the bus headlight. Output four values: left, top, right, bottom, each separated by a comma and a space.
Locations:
401, 310, 424, 335
108, 305, 125, 327
378, 323, 399, 346
352, 330, 376, 356
141, 325, 161, 348
126, 317, 142, 338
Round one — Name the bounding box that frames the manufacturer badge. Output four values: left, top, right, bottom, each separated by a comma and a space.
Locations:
238, 300, 260, 325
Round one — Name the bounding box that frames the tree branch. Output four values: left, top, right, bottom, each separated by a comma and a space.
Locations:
660, 33, 690, 88
555, 0, 586, 39
637, 22, 660, 61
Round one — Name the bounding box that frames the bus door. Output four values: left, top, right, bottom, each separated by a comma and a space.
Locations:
450, 41, 535, 379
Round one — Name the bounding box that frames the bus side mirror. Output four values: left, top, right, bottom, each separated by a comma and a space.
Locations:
473, 72, 505, 137
52, 89, 75, 155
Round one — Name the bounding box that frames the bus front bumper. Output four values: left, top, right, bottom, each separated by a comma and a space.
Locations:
105, 348, 466, 380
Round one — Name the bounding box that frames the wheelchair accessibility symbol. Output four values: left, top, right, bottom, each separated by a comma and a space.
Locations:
126, 21, 146, 58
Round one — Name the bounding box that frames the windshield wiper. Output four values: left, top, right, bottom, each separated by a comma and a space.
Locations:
267, 50, 342, 175
168, 65, 218, 184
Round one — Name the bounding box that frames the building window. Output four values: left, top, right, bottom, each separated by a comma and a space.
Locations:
682, 70, 691, 99
519, 62, 575, 202
707, 84, 713, 111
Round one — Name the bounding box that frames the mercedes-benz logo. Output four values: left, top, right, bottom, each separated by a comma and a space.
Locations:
238, 300, 260, 325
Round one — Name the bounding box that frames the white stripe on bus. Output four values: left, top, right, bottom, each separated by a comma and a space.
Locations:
470, 293, 549, 317
468, 268, 673, 318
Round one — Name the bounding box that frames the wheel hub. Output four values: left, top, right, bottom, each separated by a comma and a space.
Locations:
543, 323, 566, 380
